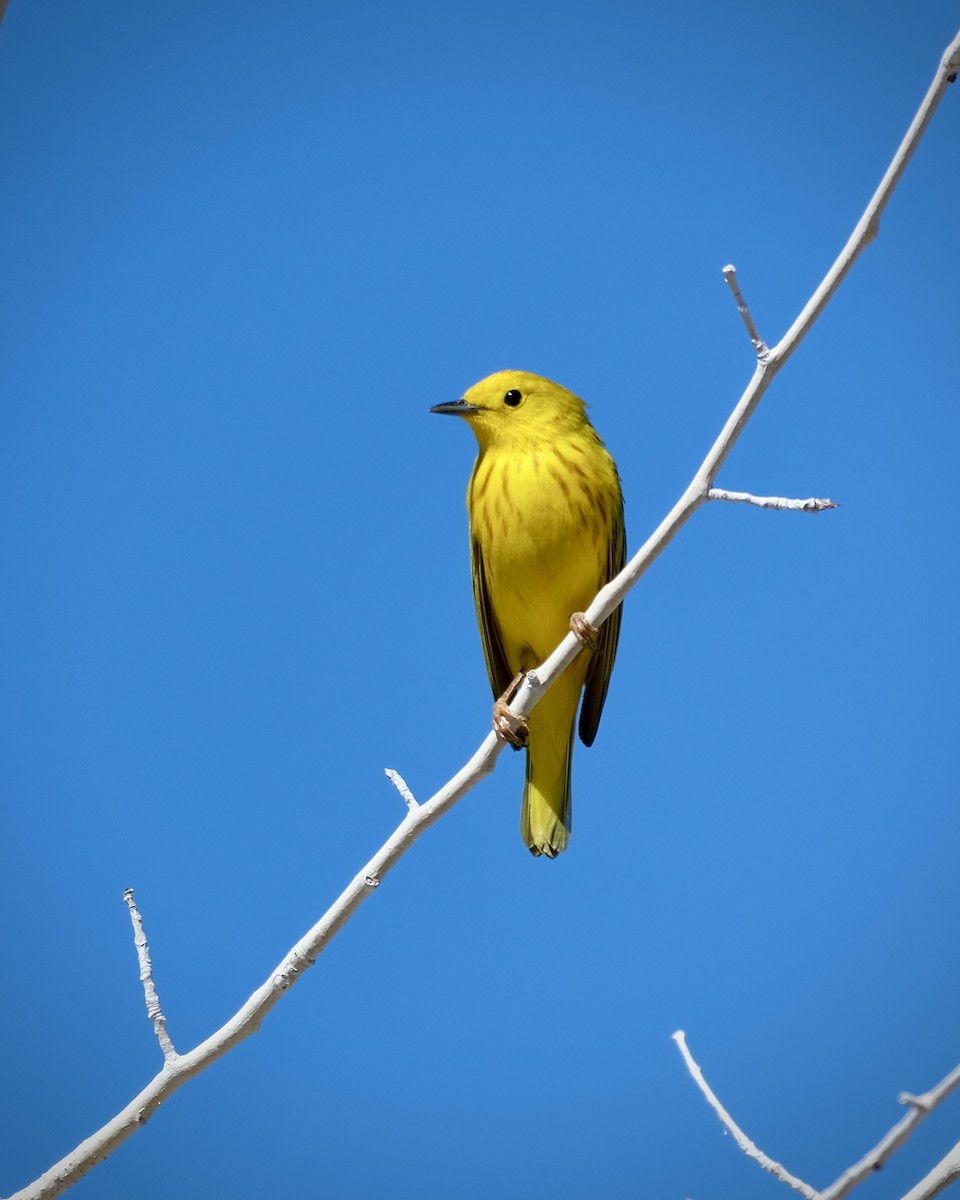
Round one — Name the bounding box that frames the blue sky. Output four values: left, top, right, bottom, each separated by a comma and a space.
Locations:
1, 3, 958, 1198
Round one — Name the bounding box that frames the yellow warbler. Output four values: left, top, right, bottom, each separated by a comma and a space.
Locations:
431, 370, 625, 857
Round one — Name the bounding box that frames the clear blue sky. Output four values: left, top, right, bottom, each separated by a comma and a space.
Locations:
1, 3, 958, 1198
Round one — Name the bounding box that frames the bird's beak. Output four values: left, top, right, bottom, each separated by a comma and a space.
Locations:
429, 398, 479, 416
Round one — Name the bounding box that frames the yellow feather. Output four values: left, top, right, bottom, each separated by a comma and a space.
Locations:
432, 370, 625, 857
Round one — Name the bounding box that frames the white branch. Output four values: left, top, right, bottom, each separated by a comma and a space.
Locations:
771, 32, 960, 371
899, 1140, 960, 1200
123, 889, 177, 1064
675, 1029, 960, 1200
722, 264, 769, 358
672, 1031, 818, 1199
502, 27, 960, 729
8, 25, 960, 1200
7, 739, 501, 1200
384, 768, 419, 810
709, 488, 839, 512
674, 1028, 960, 1200
819, 1062, 960, 1200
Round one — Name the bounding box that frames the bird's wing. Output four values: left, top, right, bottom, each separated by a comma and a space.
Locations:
471, 537, 514, 700
578, 502, 626, 748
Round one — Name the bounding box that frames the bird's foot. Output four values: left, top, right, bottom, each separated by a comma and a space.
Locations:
493, 672, 529, 750
570, 611, 599, 650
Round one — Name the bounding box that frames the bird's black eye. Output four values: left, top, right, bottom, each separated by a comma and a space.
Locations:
504, 389, 523, 407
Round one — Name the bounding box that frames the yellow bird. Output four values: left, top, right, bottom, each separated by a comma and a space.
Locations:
431, 370, 625, 857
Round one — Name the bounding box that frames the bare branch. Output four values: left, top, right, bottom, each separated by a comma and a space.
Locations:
674, 1026, 960, 1200
709, 488, 839, 513
770, 29, 960, 371
722, 264, 769, 358
7, 737, 501, 1200
899, 1140, 960, 1200
384, 768, 419, 810
901, 1061, 960, 1114
506, 27, 960, 726
819, 1061, 960, 1200
123, 889, 177, 1064
672, 1031, 818, 1199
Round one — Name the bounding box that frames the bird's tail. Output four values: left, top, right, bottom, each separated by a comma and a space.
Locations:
520, 713, 575, 858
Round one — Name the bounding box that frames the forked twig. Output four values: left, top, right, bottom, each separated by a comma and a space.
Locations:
675, 1027, 960, 1200
819, 1061, 960, 1200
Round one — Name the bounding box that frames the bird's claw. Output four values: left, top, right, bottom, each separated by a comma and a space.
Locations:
494, 700, 528, 749
570, 611, 599, 650
493, 672, 529, 749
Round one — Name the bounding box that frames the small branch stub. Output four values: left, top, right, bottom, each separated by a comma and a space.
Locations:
722, 265, 770, 359
384, 768, 418, 810
709, 487, 839, 512
124, 889, 177, 1064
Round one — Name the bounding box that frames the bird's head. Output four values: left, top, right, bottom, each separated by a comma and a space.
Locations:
430, 370, 589, 451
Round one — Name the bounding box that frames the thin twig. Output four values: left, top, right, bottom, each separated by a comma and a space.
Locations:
819, 1061, 960, 1200
769, 32, 960, 372
384, 768, 419, 810
709, 488, 839, 512
723, 264, 769, 358
123, 890, 177, 1064
672, 1031, 818, 1199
